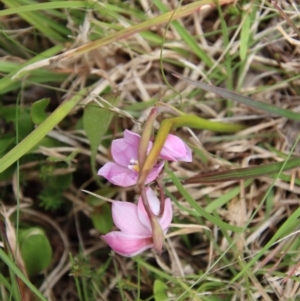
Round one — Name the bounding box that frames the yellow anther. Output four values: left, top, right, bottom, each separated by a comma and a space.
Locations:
128, 159, 139, 172
132, 164, 139, 172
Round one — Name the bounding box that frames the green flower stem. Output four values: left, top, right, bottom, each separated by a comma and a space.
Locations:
155, 174, 166, 217
138, 103, 185, 169
138, 114, 245, 185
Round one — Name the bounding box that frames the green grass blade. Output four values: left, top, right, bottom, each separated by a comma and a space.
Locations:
173, 73, 300, 121
0, 248, 48, 301
184, 157, 300, 183
1, 0, 65, 40
168, 171, 243, 232
153, 0, 215, 70
216, 1, 232, 90
0, 1, 90, 16
0, 88, 89, 173
0, 44, 64, 93
205, 179, 253, 212
240, 12, 251, 61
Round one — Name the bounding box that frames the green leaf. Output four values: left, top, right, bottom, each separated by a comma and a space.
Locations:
31, 98, 50, 125
184, 157, 300, 184
0, 106, 34, 140
240, 12, 251, 61
33, 136, 66, 150
38, 173, 73, 210
87, 189, 115, 233
83, 94, 120, 178
173, 73, 300, 121
47, 149, 80, 166
18, 113, 34, 141
0, 136, 15, 153
86, 188, 117, 207
0, 86, 88, 173
91, 203, 113, 234
47, 173, 73, 190
0, 273, 11, 291
153, 279, 168, 301
0, 106, 19, 121
0, 165, 15, 181
18, 228, 52, 276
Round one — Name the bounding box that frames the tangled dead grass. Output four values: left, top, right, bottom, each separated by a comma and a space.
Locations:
1, 0, 300, 300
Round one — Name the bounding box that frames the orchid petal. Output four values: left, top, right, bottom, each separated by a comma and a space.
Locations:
158, 197, 173, 232
159, 134, 192, 162
124, 130, 154, 155
110, 130, 142, 166
102, 232, 153, 257
112, 201, 150, 236
98, 130, 166, 187
111, 138, 138, 167
98, 162, 138, 187
145, 161, 164, 184
137, 190, 172, 234
123, 130, 141, 145
183, 143, 193, 162
137, 188, 160, 231
146, 188, 160, 216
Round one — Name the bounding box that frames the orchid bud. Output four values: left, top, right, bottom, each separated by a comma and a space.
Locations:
150, 215, 164, 255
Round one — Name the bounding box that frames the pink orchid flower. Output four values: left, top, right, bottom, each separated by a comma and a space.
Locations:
159, 134, 192, 162
102, 188, 172, 257
98, 130, 192, 187
98, 130, 164, 187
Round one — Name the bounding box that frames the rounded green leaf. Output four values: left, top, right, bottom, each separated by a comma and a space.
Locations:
30, 98, 50, 125
83, 94, 120, 178
91, 203, 113, 234
153, 279, 168, 301
18, 227, 52, 276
